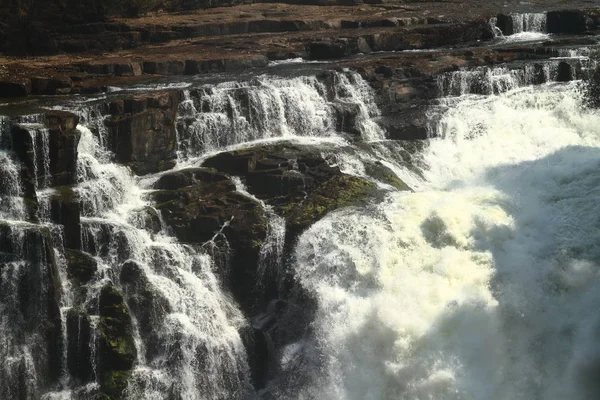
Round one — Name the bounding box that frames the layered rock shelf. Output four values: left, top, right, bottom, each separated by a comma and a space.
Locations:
1, 1, 599, 99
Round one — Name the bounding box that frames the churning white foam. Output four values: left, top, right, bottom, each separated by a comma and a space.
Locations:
292, 82, 600, 399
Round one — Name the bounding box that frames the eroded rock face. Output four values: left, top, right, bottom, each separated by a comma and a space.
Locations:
106, 91, 180, 175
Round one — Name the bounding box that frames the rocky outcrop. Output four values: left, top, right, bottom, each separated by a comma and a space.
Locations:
152, 167, 269, 314
202, 143, 378, 241
105, 91, 180, 175
147, 144, 384, 390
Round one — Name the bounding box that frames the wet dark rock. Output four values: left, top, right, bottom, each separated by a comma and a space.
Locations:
495, 14, 517, 36
0, 223, 64, 387
119, 260, 171, 360
81, 222, 133, 264
142, 60, 185, 75
584, 66, 600, 109
547, 10, 596, 34
31, 76, 73, 95
8, 123, 40, 189
225, 55, 270, 70
556, 61, 574, 82
105, 91, 180, 175
203, 143, 379, 242
6, 111, 80, 190
309, 39, 354, 60
46, 111, 81, 186
136, 206, 163, 234
364, 160, 412, 191
379, 114, 428, 140
154, 167, 230, 191
151, 168, 268, 315
65, 248, 97, 285
66, 308, 95, 384
50, 186, 82, 250
240, 324, 270, 389
97, 284, 137, 399
331, 101, 361, 136
0, 80, 31, 98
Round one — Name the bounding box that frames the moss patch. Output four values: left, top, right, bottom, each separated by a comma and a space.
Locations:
278, 174, 376, 237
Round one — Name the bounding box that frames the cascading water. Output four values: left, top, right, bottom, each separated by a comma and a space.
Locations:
73, 125, 254, 400
436, 53, 596, 98
511, 13, 547, 34
0, 68, 390, 399
176, 70, 384, 161
275, 78, 600, 399
493, 12, 549, 42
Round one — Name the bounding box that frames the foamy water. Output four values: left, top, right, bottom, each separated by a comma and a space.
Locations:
289, 82, 600, 399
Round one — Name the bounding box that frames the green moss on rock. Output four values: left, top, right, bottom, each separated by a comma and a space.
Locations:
278, 174, 376, 237
65, 248, 97, 285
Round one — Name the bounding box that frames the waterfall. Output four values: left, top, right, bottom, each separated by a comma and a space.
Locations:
232, 177, 286, 285
177, 70, 384, 160
3, 36, 600, 400
494, 12, 549, 42
511, 13, 547, 34
276, 80, 600, 399
74, 126, 254, 400
0, 150, 26, 221
436, 53, 596, 98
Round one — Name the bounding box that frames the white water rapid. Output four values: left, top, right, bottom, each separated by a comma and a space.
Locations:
288, 82, 600, 400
